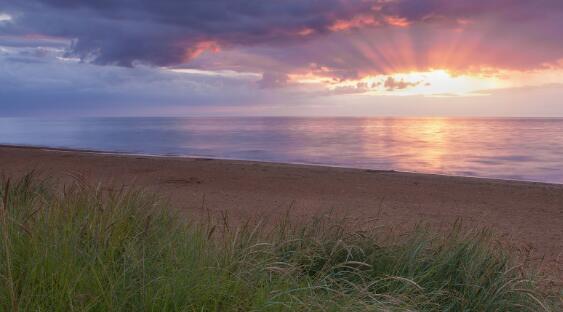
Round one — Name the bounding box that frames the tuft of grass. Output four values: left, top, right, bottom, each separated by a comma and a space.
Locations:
0, 174, 556, 311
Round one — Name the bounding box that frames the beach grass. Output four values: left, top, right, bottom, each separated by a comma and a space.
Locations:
0, 174, 556, 311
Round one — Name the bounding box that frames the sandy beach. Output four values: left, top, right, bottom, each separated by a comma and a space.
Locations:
1, 145, 562, 278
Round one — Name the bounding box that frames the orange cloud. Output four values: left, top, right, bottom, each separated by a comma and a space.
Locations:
329, 14, 379, 32
384, 16, 410, 28
184, 40, 221, 61
297, 28, 315, 37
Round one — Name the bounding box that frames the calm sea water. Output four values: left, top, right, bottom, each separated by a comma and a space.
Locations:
1, 117, 563, 184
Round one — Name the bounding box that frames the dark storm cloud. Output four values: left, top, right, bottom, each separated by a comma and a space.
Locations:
0, 0, 375, 66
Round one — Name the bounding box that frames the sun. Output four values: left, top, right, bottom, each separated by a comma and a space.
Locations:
405, 70, 500, 96
369, 69, 504, 96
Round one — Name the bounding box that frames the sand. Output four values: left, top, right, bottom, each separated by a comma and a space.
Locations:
1, 145, 562, 279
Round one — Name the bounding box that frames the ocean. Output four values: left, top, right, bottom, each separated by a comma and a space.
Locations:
1, 117, 562, 184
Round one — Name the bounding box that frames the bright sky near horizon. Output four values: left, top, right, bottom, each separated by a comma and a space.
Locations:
1, 0, 562, 117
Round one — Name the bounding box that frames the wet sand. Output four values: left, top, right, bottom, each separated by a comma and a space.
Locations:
1, 145, 562, 279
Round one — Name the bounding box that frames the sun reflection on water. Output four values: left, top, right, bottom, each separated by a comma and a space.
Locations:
360, 118, 451, 172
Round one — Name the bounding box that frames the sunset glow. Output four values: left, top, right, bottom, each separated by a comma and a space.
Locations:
322, 70, 505, 96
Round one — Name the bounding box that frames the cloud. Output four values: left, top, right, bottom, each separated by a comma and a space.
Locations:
0, 13, 12, 22
383, 77, 420, 91
0, 46, 300, 116
1, 0, 560, 79
0, 0, 374, 67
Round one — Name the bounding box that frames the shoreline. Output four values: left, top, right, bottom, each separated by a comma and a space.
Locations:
1, 144, 562, 279
1, 143, 561, 187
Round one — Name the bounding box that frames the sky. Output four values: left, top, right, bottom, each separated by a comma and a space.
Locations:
1, 0, 562, 117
